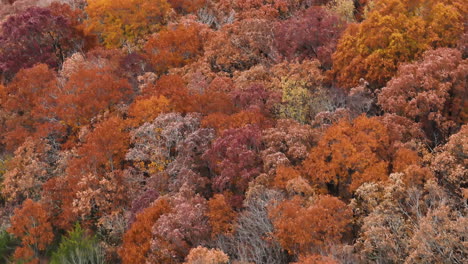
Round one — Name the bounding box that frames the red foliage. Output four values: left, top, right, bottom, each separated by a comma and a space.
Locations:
274, 6, 345, 68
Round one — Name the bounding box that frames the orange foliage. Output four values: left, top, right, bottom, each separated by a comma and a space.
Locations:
142, 74, 193, 113
8, 199, 54, 264
0, 64, 57, 151
119, 198, 171, 264
202, 109, 269, 134
207, 194, 236, 237
144, 23, 206, 74
303, 115, 391, 196
127, 95, 172, 127
293, 254, 339, 264
269, 195, 352, 255
55, 65, 132, 129
272, 165, 302, 190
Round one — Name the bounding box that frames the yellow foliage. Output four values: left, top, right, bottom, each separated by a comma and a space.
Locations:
85, 0, 171, 48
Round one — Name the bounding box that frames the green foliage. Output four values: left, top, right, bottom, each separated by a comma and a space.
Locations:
0, 229, 18, 263
50, 224, 104, 264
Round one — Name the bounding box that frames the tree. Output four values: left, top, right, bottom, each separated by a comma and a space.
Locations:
274, 6, 346, 69
261, 119, 315, 175
54, 64, 132, 129
119, 198, 171, 264
217, 187, 288, 264
354, 173, 467, 263
0, 64, 57, 151
1, 138, 50, 203
378, 48, 467, 140
8, 199, 54, 264
144, 23, 206, 74
126, 95, 172, 127
50, 224, 104, 264
150, 186, 210, 263
203, 125, 263, 195
0, 6, 85, 80
85, 0, 171, 48
204, 19, 275, 74
303, 115, 391, 196
65, 116, 129, 223
207, 194, 236, 238
184, 246, 229, 264
126, 113, 201, 175
269, 195, 351, 256
293, 254, 339, 264
431, 125, 467, 196
331, 0, 465, 89
168, 0, 206, 14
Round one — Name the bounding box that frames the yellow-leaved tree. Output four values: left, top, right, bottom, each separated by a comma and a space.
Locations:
85, 0, 171, 48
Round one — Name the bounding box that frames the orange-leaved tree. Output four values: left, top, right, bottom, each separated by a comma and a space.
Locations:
303, 115, 391, 197
85, 0, 171, 48
119, 198, 171, 264
8, 199, 54, 264
269, 195, 352, 256
331, 0, 465, 89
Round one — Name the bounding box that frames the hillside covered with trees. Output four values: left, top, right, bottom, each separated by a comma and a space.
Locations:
0, 0, 466, 263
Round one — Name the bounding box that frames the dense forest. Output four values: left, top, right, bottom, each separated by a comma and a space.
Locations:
0, 0, 466, 263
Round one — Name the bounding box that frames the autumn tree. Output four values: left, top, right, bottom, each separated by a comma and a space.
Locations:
269, 195, 352, 256
207, 194, 236, 237
144, 23, 206, 74
168, 0, 206, 14
184, 246, 229, 264
54, 64, 132, 129
0, 6, 85, 80
203, 125, 263, 196
217, 187, 288, 264
8, 199, 54, 264
163, 128, 214, 193
0, 64, 57, 150
261, 119, 315, 175
332, 0, 465, 89
67, 116, 129, 223
431, 125, 467, 196
149, 186, 211, 263
85, 0, 171, 48
139, 74, 193, 113
354, 173, 467, 263
204, 19, 276, 74
126, 113, 200, 176
119, 198, 171, 264
1, 138, 51, 203
378, 48, 467, 140
274, 6, 346, 69
303, 115, 391, 196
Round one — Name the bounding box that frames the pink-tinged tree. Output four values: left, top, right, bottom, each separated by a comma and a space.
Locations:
431, 125, 467, 196
378, 48, 467, 141
149, 185, 211, 263
204, 19, 276, 74
230, 83, 281, 115
0, 6, 85, 80
274, 6, 346, 69
261, 119, 315, 175
164, 128, 215, 193
202, 125, 263, 196
1, 138, 51, 204
184, 246, 229, 264
126, 113, 201, 175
